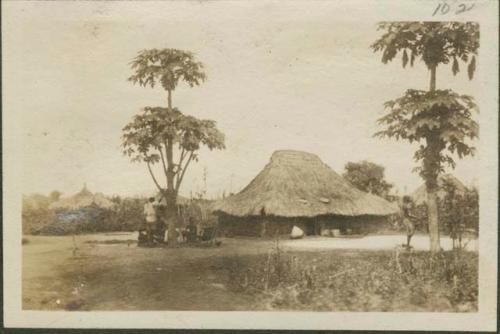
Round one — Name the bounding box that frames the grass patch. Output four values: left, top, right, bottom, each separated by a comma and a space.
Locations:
223, 245, 478, 312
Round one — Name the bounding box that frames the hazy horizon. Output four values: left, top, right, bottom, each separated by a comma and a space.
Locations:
5, 2, 480, 199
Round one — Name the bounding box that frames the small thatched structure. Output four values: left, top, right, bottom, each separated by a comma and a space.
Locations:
411, 174, 467, 206
213, 150, 398, 237
49, 184, 113, 211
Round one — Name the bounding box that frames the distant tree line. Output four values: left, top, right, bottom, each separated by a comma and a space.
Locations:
22, 193, 145, 235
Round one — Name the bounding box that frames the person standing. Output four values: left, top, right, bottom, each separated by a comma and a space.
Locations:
401, 196, 417, 249
154, 204, 167, 244
143, 197, 157, 244
186, 217, 197, 243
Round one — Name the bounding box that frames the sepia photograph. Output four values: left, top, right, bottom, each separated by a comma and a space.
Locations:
2, 0, 498, 331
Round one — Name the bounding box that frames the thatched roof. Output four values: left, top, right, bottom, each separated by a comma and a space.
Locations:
49, 184, 114, 210
411, 174, 467, 206
213, 150, 398, 217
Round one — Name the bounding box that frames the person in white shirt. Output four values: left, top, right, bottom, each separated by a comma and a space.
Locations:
143, 197, 157, 244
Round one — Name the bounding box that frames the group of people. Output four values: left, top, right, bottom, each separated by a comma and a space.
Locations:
139, 197, 200, 247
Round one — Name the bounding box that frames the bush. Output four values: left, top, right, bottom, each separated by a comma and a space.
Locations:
22, 207, 57, 234
108, 197, 146, 231
412, 183, 479, 239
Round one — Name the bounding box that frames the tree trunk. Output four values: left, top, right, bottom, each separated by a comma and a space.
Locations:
164, 137, 179, 245
165, 90, 178, 245
430, 64, 437, 92
426, 177, 441, 252
425, 64, 441, 252
165, 188, 178, 245
425, 145, 442, 252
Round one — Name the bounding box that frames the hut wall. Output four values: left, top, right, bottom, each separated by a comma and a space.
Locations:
261, 218, 310, 237
218, 214, 391, 237
218, 215, 311, 237
319, 215, 390, 234
218, 215, 261, 237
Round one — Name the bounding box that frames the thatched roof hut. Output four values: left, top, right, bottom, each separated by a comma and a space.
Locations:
411, 174, 467, 206
214, 150, 398, 218
49, 184, 114, 210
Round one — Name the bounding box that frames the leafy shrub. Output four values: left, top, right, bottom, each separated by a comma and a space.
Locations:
412, 183, 479, 238
107, 197, 146, 231
22, 206, 58, 234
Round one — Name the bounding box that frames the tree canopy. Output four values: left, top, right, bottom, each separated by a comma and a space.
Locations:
128, 49, 206, 91
343, 161, 393, 199
122, 106, 225, 194
375, 89, 478, 179
371, 22, 479, 78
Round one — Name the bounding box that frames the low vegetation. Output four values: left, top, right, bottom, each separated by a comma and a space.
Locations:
23, 235, 477, 312
223, 242, 477, 311
412, 184, 479, 238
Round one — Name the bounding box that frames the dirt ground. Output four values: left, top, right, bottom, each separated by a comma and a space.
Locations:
22, 233, 278, 310
283, 234, 478, 252
22, 232, 477, 311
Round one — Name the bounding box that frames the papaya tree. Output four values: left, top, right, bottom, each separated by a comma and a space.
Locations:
371, 22, 479, 252
123, 49, 225, 241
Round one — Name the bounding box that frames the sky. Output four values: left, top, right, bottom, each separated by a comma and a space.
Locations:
4, 1, 480, 199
